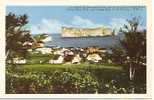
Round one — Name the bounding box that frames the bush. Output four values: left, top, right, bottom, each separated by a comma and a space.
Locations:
6, 66, 146, 94
6, 70, 99, 94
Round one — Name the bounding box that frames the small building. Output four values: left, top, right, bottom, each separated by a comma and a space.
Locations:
53, 49, 64, 55
23, 41, 33, 47
72, 54, 82, 64
87, 53, 102, 63
63, 50, 74, 63
86, 47, 99, 54
35, 47, 52, 54
49, 55, 64, 64
13, 58, 26, 64
64, 50, 74, 56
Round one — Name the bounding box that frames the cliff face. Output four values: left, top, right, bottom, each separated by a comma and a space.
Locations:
61, 27, 114, 37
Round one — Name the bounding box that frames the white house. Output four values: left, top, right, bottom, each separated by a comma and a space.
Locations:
53, 49, 64, 55
72, 54, 81, 64
64, 50, 74, 56
35, 47, 52, 54
13, 58, 26, 64
87, 53, 102, 63
49, 56, 64, 64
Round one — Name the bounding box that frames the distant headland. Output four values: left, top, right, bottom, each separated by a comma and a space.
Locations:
61, 27, 115, 37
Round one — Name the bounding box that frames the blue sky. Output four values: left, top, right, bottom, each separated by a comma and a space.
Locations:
6, 6, 146, 34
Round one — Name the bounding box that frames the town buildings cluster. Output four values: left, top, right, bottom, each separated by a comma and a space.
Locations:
10, 35, 112, 64
13, 46, 112, 64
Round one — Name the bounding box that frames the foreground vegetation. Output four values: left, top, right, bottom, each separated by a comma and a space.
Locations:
6, 64, 146, 94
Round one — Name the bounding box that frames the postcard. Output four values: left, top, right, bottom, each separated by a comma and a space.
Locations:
0, 0, 152, 99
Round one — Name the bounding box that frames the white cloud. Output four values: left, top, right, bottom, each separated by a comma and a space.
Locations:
30, 16, 104, 34
30, 18, 64, 34
71, 16, 101, 28
32, 16, 140, 35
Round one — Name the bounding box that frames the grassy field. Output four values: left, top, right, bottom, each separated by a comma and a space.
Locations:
7, 63, 125, 83
15, 63, 123, 72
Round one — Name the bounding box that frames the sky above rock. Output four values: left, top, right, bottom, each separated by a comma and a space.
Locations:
6, 6, 146, 34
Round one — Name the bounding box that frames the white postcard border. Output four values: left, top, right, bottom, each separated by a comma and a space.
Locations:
0, 0, 152, 98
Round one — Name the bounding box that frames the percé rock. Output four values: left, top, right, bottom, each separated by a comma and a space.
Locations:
61, 27, 114, 37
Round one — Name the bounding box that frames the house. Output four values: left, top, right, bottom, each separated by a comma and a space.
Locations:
22, 41, 33, 50
64, 50, 74, 56
72, 54, 82, 64
63, 50, 74, 63
64, 55, 74, 63
87, 53, 102, 63
13, 58, 26, 64
49, 55, 64, 64
23, 41, 33, 47
53, 49, 64, 55
35, 47, 52, 54
86, 47, 99, 54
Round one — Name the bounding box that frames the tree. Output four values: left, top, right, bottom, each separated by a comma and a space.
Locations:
6, 13, 34, 64
33, 34, 48, 42
110, 45, 126, 65
120, 17, 146, 80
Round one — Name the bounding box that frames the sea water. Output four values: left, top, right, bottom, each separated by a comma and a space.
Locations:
45, 33, 123, 48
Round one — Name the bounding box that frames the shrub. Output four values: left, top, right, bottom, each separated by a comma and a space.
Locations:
6, 66, 146, 94
6, 70, 99, 94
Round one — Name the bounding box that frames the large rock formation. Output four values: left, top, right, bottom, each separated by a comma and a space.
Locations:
61, 27, 114, 37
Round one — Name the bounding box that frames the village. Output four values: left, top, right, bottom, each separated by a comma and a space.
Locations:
10, 34, 112, 65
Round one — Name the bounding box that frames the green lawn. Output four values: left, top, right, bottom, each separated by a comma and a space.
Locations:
14, 63, 123, 72
24, 53, 123, 72
25, 53, 54, 64
10, 63, 124, 82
